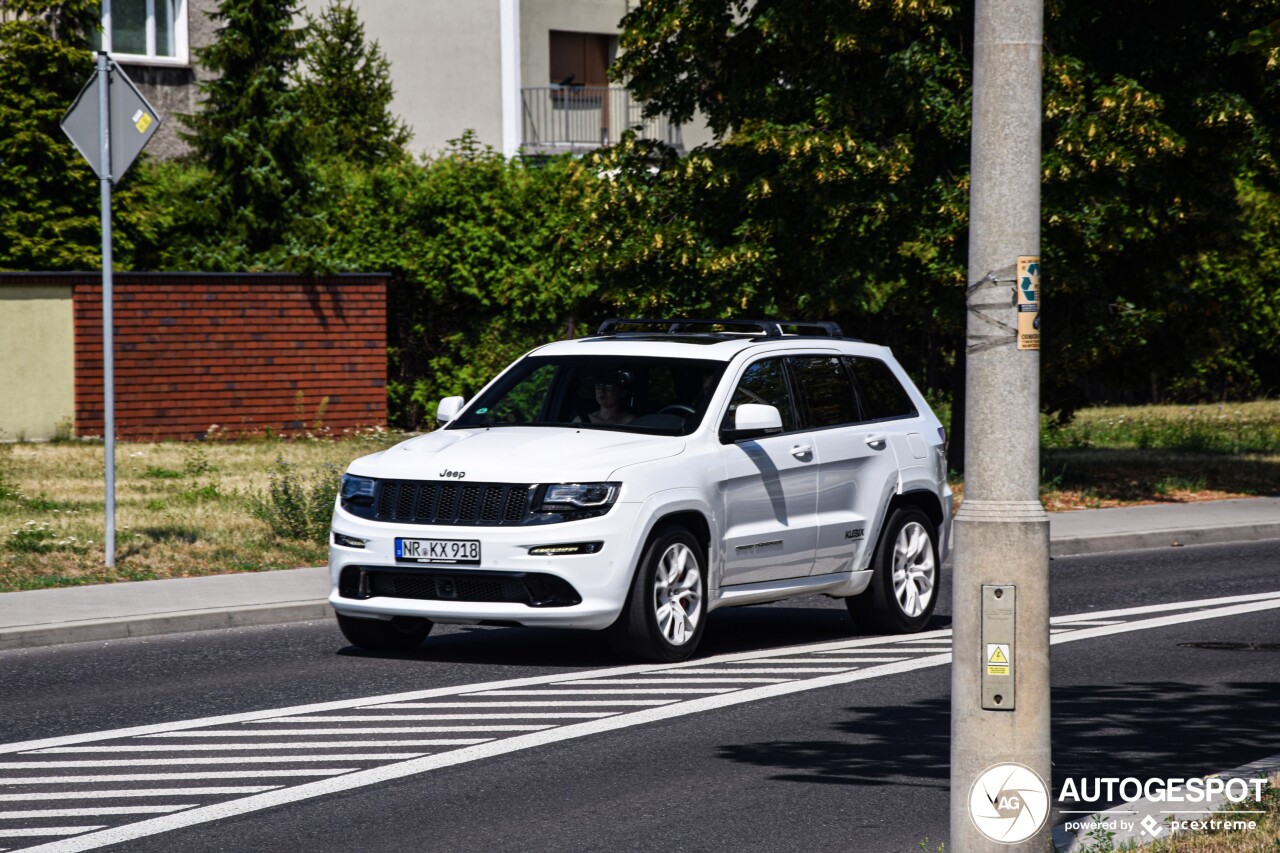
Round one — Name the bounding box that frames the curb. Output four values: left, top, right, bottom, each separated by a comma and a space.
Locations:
0, 602, 331, 652
1051, 523, 1280, 558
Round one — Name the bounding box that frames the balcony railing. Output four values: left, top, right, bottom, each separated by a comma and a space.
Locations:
521, 86, 683, 153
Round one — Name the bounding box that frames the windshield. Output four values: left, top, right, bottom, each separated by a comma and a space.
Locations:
449, 355, 728, 436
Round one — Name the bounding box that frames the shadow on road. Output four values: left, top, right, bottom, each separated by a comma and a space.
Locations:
336, 598, 951, 668
714, 679, 1280, 800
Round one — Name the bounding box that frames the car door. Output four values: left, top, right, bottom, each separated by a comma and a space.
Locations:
718, 356, 818, 585
789, 354, 902, 577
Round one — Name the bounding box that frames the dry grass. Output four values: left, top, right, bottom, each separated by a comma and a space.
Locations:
0, 430, 403, 591
1140, 774, 1280, 852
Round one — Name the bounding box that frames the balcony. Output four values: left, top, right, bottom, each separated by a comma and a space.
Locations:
521, 86, 683, 155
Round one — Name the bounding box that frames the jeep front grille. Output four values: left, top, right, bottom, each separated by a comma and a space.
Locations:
374, 480, 533, 526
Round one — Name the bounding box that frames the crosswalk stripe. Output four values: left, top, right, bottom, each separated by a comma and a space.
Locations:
27, 742, 458, 753
464, 688, 736, 696
0, 829, 105, 838
0, 755, 424, 768
0, 807, 187, 819
257, 714, 616, 722
3, 770, 352, 783
0, 788, 281, 801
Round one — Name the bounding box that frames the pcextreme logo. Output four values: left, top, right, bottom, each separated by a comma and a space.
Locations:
969, 763, 1051, 844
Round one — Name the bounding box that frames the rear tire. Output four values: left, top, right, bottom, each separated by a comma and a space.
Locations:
847, 506, 939, 634
336, 613, 433, 651
609, 526, 707, 662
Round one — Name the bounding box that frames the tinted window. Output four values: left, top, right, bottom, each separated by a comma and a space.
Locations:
845, 357, 918, 421
789, 356, 857, 428
723, 358, 796, 432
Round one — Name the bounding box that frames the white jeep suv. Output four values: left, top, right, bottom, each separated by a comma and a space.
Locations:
329, 319, 951, 661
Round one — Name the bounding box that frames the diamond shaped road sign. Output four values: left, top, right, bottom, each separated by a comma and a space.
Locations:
61, 59, 161, 181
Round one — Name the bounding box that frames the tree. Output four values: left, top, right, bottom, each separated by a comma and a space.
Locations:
606, 0, 1280, 417
179, 0, 313, 259
0, 0, 99, 269
297, 0, 411, 165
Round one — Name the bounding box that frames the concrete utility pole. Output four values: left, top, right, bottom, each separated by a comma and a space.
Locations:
949, 0, 1050, 849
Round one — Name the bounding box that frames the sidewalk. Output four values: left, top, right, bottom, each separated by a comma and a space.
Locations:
2, 497, 1278, 652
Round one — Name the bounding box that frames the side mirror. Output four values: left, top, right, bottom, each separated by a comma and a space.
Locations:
721, 403, 784, 443
436, 396, 465, 424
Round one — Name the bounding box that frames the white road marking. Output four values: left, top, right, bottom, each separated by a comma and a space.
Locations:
0, 809, 187, 819
8, 591, 1280, 853
0, 756, 424, 768
27, 743, 460, 753
363, 700, 676, 708
0, 788, 281, 802
813, 648, 929, 655
463, 688, 737, 695
1052, 619, 1123, 626
256, 714, 616, 722
721, 657, 907, 664
643, 667, 854, 674
0, 831, 103, 839
555, 678, 791, 685
3, 770, 353, 784
142, 730, 502, 738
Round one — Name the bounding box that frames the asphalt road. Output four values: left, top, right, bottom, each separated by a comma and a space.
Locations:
1, 539, 1278, 852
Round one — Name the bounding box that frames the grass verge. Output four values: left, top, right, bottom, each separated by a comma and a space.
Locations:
0, 430, 402, 592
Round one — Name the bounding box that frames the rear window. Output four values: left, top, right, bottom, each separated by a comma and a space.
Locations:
789, 355, 858, 428
845, 357, 918, 421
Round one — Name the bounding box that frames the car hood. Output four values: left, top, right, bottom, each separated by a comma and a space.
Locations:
349, 427, 686, 485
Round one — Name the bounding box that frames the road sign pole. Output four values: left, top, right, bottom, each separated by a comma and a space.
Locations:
97, 50, 116, 569
949, 0, 1050, 850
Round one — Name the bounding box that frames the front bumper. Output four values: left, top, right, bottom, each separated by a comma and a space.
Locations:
327, 501, 644, 630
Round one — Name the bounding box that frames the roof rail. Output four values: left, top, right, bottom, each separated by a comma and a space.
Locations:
596, 318, 846, 338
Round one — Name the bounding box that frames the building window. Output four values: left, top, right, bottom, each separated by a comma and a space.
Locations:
92, 0, 188, 64
549, 30, 614, 87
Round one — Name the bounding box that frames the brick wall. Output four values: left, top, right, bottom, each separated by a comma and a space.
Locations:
60, 273, 387, 440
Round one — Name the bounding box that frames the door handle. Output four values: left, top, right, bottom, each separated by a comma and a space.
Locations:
791, 444, 813, 459
864, 434, 888, 448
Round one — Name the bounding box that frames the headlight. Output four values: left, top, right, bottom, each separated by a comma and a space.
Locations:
340, 474, 377, 507
534, 482, 620, 513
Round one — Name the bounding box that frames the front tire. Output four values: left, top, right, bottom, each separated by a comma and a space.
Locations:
609, 526, 707, 662
336, 613, 433, 651
847, 506, 939, 634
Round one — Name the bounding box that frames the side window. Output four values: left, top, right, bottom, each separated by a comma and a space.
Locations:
845, 357, 918, 421
723, 358, 796, 433
788, 356, 858, 429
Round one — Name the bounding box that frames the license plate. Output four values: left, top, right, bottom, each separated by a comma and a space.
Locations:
395, 538, 481, 565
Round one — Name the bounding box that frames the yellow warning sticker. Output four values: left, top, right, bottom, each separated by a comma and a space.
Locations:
132, 109, 153, 134
986, 643, 1010, 676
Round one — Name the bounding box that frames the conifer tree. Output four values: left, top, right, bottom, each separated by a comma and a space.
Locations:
0, 0, 99, 269
298, 1, 410, 165
180, 0, 312, 256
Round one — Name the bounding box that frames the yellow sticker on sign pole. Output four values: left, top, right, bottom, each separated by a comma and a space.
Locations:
986, 643, 1010, 676
1016, 255, 1040, 351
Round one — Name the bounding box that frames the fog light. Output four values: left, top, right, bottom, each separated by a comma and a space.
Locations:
528, 542, 603, 556
333, 532, 367, 549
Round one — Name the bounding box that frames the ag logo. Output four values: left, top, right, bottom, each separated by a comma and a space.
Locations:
968, 763, 1049, 844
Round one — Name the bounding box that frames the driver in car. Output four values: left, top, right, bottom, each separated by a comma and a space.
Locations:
581, 371, 636, 426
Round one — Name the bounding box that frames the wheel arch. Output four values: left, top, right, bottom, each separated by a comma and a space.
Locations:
647, 509, 712, 566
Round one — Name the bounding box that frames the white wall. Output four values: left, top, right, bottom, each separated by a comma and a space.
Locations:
302, 0, 505, 157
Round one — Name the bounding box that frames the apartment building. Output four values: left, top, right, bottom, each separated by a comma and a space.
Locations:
96, 0, 708, 160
